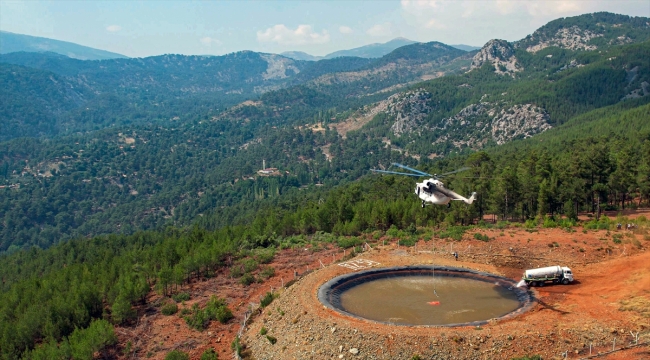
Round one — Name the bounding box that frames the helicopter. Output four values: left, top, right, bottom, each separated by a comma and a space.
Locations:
371, 163, 476, 208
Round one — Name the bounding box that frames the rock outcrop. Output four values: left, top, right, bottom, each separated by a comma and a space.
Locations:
260, 54, 302, 80
470, 39, 522, 75
386, 90, 433, 136
521, 26, 603, 53
490, 104, 552, 145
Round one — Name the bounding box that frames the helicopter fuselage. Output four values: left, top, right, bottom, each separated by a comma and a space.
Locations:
415, 179, 451, 205
415, 178, 476, 207
370, 163, 476, 208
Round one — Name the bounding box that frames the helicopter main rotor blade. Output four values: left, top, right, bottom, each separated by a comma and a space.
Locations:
437, 167, 470, 177
391, 163, 433, 177
371, 169, 424, 177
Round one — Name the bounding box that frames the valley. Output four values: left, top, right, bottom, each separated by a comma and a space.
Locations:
1, 10, 650, 360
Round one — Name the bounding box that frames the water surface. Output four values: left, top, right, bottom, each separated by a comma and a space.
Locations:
340, 275, 519, 325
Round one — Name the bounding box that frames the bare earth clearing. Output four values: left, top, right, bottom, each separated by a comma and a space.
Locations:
112, 211, 650, 360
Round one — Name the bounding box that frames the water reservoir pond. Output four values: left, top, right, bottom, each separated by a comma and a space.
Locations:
318, 266, 533, 326
340, 275, 520, 325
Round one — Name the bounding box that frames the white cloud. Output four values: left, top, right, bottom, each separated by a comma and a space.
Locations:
339, 25, 353, 34
366, 22, 395, 37
106, 25, 122, 32
257, 24, 330, 45
401, 0, 612, 32
425, 19, 445, 29
400, 0, 439, 10
200, 37, 222, 46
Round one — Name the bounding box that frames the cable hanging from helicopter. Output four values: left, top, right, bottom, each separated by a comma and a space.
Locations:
371, 163, 477, 208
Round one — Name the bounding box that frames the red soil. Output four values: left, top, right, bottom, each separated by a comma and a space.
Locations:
110, 210, 650, 359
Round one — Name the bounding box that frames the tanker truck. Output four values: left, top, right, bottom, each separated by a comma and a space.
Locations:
522, 265, 573, 287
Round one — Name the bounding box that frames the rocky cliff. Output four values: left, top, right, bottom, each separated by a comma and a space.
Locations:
383, 90, 552, 150
521, 26, 603, 53
470, 39, 522, 75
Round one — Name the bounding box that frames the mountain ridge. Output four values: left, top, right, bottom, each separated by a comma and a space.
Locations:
281, 37, 421, 61
0, 30, 128, 60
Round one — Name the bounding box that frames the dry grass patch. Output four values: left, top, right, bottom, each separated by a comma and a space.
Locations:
619, 296, 650, 318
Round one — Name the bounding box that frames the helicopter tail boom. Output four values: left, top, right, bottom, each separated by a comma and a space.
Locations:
467, 192, 477, 205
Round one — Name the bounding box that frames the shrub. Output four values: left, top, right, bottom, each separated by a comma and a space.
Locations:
254, 248, 275, 264
260, 292, 275, 308
214, 305, 234, 323
172, 292, 191, 303
230, 266, 244, 278
161, 302, 178, 315
111, 295, 136, 325
524, 219, 536, 229
231, 336, 242, 356
184, 296, 233, 330
512, 356, 542, 360
397, 237, 416, 247
542, 216, 558, 228
241, 258, 259, 273
336, 236, 363, 249
406, 223, 417, 235
477, 220, 493, 229
266, 335, 277, 344
165, 350, 189, 360
386, 225, 399, 237
260, 327, 268, 335
200, 348, 218, 360
179, 307, 191, 316
437, 226, 467, 241
473, 233, 490, 242
258, 266, 275, 280
584, 216, 612, 230
239, 273, 256, 286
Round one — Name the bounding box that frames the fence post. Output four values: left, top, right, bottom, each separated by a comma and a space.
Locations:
589, 343, 592, 355
613, 338, 616, 351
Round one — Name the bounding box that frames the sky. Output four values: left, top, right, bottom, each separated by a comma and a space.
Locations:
1, 0, 649, 58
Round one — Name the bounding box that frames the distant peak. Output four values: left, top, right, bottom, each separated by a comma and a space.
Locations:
388, 37, 416, 43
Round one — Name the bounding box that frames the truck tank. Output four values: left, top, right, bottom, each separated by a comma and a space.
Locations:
525, 265, 562, 278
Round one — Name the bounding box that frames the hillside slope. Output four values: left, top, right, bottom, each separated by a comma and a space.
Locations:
349, 39, 650, 157
1, 12, 649, 252
0, 31, 127, 60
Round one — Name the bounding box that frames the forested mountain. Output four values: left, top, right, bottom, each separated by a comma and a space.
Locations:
1, 13, 649, 253
2, 12, 650, 360
514, 12, 650, 53
450, 44, 481, 51
280, 50, 322, 61
281, 37, 419, 61
323, 37, 419, 59
0, 30, 127, 60
0, 42, 468, 141
220, 41, 470, 125
0, 51, 307, 141
360, 40, 650, 156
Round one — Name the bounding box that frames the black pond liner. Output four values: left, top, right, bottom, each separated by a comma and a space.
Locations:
318, 265, 536, 327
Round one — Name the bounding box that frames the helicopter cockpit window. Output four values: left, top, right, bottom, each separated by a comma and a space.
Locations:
425, 182, 435, 193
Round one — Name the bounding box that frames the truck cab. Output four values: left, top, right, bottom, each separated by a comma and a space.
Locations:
561, 267, 573, 282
